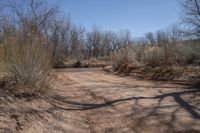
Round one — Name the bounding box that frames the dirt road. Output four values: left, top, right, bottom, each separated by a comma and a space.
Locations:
2, 68, 200, 133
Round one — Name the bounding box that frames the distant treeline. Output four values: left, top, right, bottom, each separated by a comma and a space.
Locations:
0, 0, 199, 64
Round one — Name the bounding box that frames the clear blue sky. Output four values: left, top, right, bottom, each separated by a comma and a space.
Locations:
60, 0, 180, 37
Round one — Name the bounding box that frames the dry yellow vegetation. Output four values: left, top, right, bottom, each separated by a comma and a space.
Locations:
0, 45, 5, 70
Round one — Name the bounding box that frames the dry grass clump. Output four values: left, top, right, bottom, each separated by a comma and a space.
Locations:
141, 43, 200, 67
111, 48, 140, 67
3, 35, 52, 93
150, 66, 184, 80
142, 46, 165, 67
62, 57, 111, 68
111, 42, 200, 80
83, 57, 111, 67
0, 45, 5, 71
172, 43, 200, 65
112, 43, 200, 68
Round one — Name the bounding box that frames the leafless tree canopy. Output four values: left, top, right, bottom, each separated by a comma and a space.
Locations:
181, 0, 200, 38
0, 0, 199, 68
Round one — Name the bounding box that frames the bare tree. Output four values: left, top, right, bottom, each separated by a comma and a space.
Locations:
48, 18, 72, 66
156, 30, 169, 46
87, 27, 102, 58
101, 31, 114, 56
145, 32, 156, 46
109, 32, 118, 50
69, 25, 85, 59
7, 0, 58, 38
119, 29, 131, 48
59, 19, 71, 56
181, 0, 200, 38
167, 24, 183, 42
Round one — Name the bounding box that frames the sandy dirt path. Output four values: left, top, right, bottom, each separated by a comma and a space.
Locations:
18, 68, 200, 133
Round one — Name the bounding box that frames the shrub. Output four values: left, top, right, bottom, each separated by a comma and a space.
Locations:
74, 60, 82, 68
111, 47, 140, 67
53, 59, 66, 68
0, 45, 5, 71
141, 46, 165, 67
172, 43, 200, 65
141, 43, 200, 67
3, 35, 52, 93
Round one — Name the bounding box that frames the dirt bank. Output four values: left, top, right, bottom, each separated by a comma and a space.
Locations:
0, 68, 200, 133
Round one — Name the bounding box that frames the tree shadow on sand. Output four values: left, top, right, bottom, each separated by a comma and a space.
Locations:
45, 83, 200, 132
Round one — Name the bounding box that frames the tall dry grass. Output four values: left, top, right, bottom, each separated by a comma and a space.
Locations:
111, 48, 140, 67
112, 43, 200, 68
142, 46, 165, 67
3, 35, 52, 93
0, 45, 5, 72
